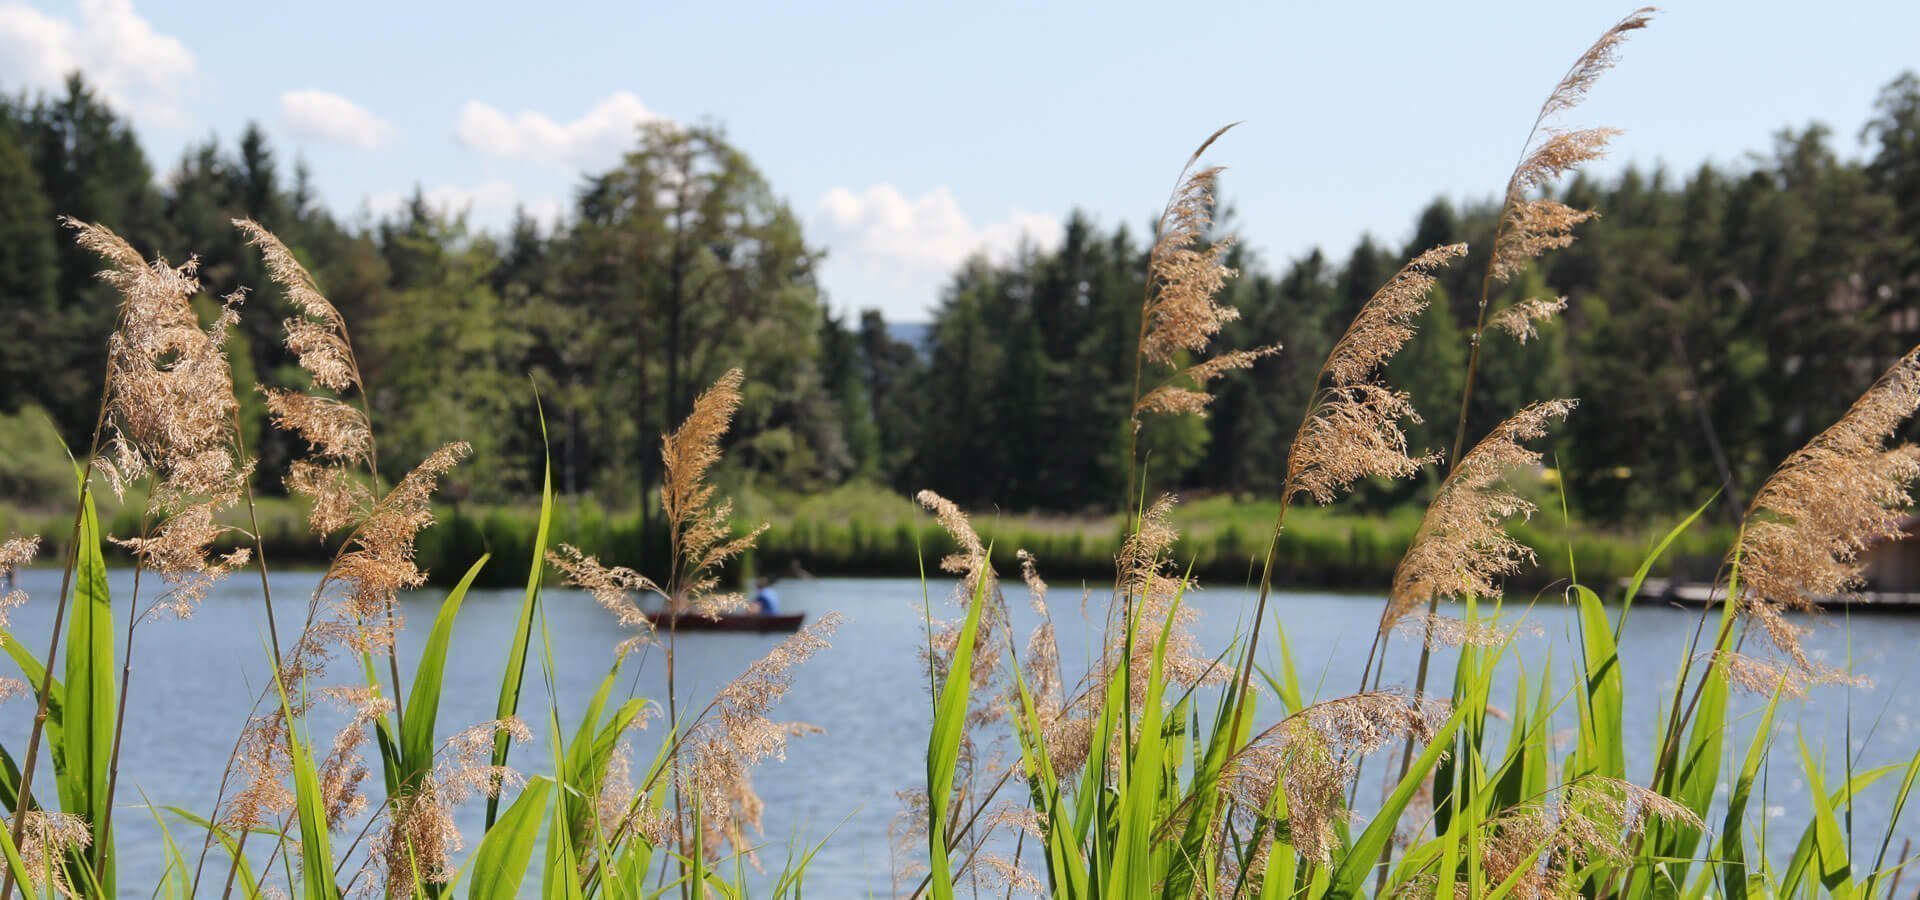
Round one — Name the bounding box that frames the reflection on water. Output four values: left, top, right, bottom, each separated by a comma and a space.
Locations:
1, 569, 1915, 894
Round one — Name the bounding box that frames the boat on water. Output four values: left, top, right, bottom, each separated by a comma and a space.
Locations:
639, 609, 806, 633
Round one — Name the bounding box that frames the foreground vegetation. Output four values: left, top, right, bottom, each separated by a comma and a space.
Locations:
1, 9, 1919, 899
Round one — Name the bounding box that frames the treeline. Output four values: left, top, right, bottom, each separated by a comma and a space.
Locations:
3, 72, 1919, 526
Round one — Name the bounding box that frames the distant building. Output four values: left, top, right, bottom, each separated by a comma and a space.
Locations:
1864, 515, 1920, 594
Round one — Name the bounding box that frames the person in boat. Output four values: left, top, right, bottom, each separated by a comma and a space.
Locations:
751, 576, 780, 615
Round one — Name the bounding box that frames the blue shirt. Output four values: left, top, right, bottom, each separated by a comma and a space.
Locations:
753, 586, 779, 614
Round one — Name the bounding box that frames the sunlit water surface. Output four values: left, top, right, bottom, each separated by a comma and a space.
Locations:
3, 570, 1916, 895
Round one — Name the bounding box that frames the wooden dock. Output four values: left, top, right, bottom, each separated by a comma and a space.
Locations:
1632, 578, 1920, 612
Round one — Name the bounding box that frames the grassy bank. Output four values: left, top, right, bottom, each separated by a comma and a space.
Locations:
0, 479, 1735, 593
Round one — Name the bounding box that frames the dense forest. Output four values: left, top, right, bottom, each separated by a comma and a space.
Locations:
3, 71, 1919, 528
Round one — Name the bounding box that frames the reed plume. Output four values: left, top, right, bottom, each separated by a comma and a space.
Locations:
549, 543, 662, 651
1383, 399, 1577, 631
1226, 244, 1469, 768
1284, 244, 1466, 505
915, 490, 1006, 695
327, 440, 470, 646
685, 614, 842, 856
1112, 494, 1222, 695
1483, 8, 1652, 328
1702, 649, 1866, 699
1226, 691, 1448, 862
1449, 8, 1652, 481
1479, 775, 1700, 899
0, 536, 39, 628
661, 368, 766, 615
1732, 345, 1920, 664
237, 219, 374, 539
316, 687, 388, 830
19, 811, 90, 898
217, 224, 469, 880
1127, 126, 1279, 490
235, 218, 360, 394
69, 219, 253, 618
375, 718, 531, 894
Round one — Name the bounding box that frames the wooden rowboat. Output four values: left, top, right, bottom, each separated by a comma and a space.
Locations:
639, 610, 806, 633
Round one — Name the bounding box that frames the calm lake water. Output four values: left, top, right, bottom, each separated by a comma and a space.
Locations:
3, 568, 1917, 895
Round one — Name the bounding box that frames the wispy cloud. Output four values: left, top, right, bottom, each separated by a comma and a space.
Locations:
816, 183, 1062, 281
0, 0, 196, 126
455, 91, 658, 169
280, 89, 396, 150
813, 184, 1062, 319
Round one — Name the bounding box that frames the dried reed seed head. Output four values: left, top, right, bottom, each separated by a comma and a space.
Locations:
1133, 345, 1282, 420
1384, 400, 1576, 629
379, 783, 460, 893
0, 536, 39, 629
978, 855, 1047, 897
376, 719, 530, 894
1287, 384, 1440, 506
549, 543, 661, 635
69, 218, 247, 505
1227, 691, 1449, 862
69, 220, 258, 614
916, 489, 996, 602
1490, 296, 1569, 345
1325, 244, 1470, 387
1493, 199, 1599, 284
1481, 772, 1698, 895
685, 613, 843, 854
1117, 493, 1179, 598
1485, 7, 1654, 310
235, 219, 360, 393
658, 370, 768, 614
235, 218, 343, 329
0, 677, 29, 705
1109, 494, 1225, 696
284, 459, 370, 537
261, 389, 371, 463
1536, 9, 1655, 124
1392, 611, 1543, 650
661, 368, 744, 529
436, 718, 532, 803
1704, 649, 1867, 699
329, 441, 470, 627
1735, 347, 1920, 661
1143, 155, 1239, 365
19, 810, 91, 897
1016, 548, 1047, 614
224, 710, 299, 832
317, 687, 390, 830
1513, 128, 1621, 197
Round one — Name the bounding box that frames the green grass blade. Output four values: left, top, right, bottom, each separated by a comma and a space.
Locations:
271, 667, 340, 900
1572, 584, 1625, 782
925, 564, 989, 900
487, 394, 553, 832
1326, 701, 1469, 899
466, 776, 552, 900
1616, 496, 1715, 639
59, 481, 114, 894
403, 554, 490, 779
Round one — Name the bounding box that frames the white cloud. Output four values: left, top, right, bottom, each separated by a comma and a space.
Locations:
455, 91, 658, 169
366, 181, 564, 230
817, 183, 1062, 280
0, 0, 195, 126
280, 89, 396, 150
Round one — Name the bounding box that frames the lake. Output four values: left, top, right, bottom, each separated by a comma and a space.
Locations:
2, 568, 1916, 895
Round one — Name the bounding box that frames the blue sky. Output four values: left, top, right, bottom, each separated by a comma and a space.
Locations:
3, 1, 1917, 323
